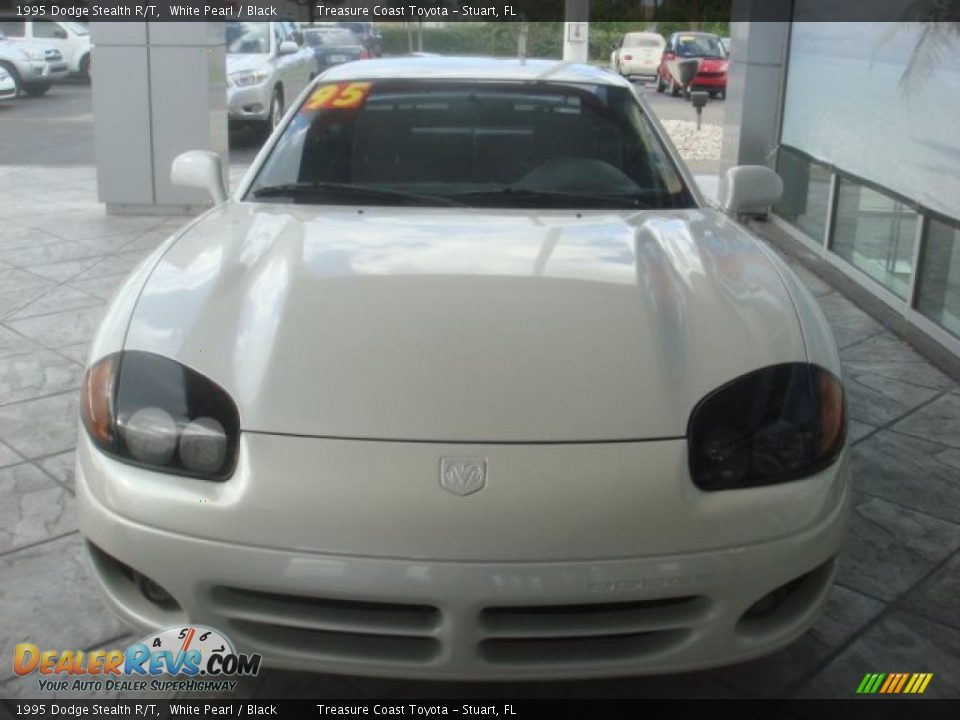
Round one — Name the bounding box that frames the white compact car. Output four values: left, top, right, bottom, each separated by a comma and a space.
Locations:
78, 57, 850, 680
611, 31, 665, 78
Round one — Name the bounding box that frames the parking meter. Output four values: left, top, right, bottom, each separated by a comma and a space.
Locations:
676, 58, 700, 98
690, 91, 709, 130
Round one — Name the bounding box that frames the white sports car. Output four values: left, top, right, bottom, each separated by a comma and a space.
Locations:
78, 57, 849, 680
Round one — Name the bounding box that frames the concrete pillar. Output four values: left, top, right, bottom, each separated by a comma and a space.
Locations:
720, 0, 791, 175
563, 0, 590, 63
91, 22, 227, 215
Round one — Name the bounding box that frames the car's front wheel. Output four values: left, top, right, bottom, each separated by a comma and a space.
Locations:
79, 53, 91, 82
266, 87, 284, 135
22, 82, 51, 97
0, 62, 21, 96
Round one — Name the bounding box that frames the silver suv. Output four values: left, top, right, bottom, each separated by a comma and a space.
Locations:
226, 21, 315, 135
0, 30, 69, 96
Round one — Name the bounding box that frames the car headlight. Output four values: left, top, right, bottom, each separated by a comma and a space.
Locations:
688, 363, 846, 491
229, 70, 269, 87
80, 351, 240, 481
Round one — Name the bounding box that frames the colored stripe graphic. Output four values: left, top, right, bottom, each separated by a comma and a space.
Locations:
857, 672, 933, 694
893, 673, 909, 693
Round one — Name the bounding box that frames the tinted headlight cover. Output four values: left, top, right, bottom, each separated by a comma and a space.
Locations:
688, 363, 846, 491
80, 351, 240, 481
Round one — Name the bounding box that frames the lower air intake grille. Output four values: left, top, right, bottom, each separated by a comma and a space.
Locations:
210, 586, 441, 664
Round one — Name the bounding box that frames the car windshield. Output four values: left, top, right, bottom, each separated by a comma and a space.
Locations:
625, 35, 662, 48
676, 34, 725, 58
226, 22, 270, 54
248, 80, 694, 209
307, 30, 359, 47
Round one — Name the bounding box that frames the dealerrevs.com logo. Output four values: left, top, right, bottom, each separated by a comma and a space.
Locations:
14, 625, 261, 693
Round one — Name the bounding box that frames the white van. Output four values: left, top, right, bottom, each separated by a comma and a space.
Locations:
0, 19, 91, 77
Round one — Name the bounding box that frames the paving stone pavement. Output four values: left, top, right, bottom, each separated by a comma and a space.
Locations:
0, 165, 958, 700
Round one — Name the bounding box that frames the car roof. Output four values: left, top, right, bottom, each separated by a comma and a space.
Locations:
320, 56, 631, 87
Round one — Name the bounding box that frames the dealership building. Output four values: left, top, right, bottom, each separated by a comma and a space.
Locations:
723, 0, 960, 367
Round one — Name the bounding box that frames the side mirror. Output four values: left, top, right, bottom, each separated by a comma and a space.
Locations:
278, 40, 299, 56
291, 31, 304, 46
55, 28, 69, 40
171, 150, 227, 203
720, 165, 783, 214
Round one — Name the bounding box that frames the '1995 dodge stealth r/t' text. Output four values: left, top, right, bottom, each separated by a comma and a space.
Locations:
77, 57, 849, 680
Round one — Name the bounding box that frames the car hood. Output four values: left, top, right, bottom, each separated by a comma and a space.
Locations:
226, 53, 269, 75
6, 38, 57, 53
125, 203, 807, 442
0, 39, 30, 59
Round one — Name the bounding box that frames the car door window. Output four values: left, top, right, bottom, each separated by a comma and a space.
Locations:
33, 21, 65, 39
0, 21, 25, 37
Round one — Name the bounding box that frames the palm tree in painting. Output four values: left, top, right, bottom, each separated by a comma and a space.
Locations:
881, 0, 960, 91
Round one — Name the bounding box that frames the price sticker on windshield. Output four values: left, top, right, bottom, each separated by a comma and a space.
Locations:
302, 82, 372, 112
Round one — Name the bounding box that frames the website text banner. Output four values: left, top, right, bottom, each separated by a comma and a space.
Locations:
2, 700, 960, 719
4, 0, 960, 23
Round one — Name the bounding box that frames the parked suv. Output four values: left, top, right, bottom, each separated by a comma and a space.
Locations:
0, 30, 69, 96
336, 21, 383, 57
0, 19, 91, 77
226, 20, 315, 135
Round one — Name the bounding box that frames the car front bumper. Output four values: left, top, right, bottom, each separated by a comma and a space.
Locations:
78, 433, 850, 680
22, 60, 69, 83
619, 60, 660, 77
227, 83, 272, 123
691, 74, 727, 90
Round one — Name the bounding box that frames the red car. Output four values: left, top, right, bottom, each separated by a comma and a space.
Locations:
657, 31, 728, 99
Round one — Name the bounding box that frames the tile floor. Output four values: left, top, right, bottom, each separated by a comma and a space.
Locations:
0, 165, 958, 699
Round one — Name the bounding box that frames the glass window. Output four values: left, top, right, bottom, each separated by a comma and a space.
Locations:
775, 147, 832, 243
831, 178, 917, 300
33, 22, 66, 39
916, 218, 960, 338
306, 29, 359, 47
0, 21, 25, 37
226, 22, 270, 54
247, 80, 695, 210
624, 35, 662, 49
674, 34, 725, 58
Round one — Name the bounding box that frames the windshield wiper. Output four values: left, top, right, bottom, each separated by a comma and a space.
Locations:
452, 187, 661, 209
252, 182, 464, 207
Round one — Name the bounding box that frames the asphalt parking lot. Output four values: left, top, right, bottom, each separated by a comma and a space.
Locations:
1, 73, 959, 700
0, 81, 262, 168
0, 77, 720, 169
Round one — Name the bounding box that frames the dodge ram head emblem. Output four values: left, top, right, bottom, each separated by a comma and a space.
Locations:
440, 457, 487, 496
